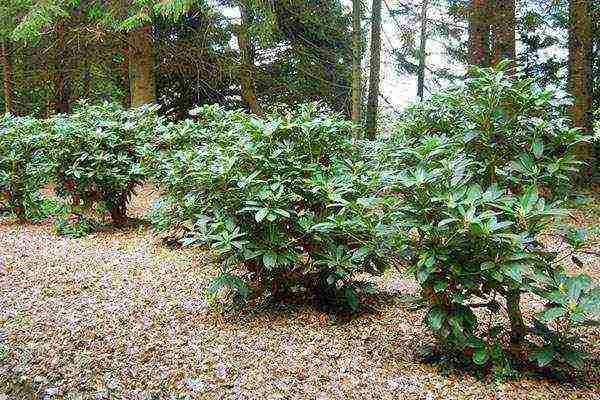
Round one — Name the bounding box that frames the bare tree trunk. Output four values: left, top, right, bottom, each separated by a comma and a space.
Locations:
416, 0, 429, 100
129, 26, 156, 107
366, 0, 382, 139
121, 45, 131, 106
490, 0, 516, 66
109, 199, 128, 226
83, 63, 92, 100
569, 0, 594, 172
1, 40, 13, 114
55, 21, 71, 114
82, 42, 92, 100
468, 0, 490, 67
237, 0, 262, 115
351, 0, 362, 134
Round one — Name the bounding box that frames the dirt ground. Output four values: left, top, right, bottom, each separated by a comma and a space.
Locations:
0, 187, 599, 400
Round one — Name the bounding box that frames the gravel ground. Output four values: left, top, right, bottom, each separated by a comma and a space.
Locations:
0, 188, 599, 400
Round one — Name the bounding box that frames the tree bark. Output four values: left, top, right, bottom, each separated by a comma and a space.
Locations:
490, 0, 516, 67
468, 0, 490, 67
351, 0, 362, 134
55, 20, 71, 114
129, 26, 156, 107
237, 0, 262, 115
1, 40, 13, 115
109, 202, 128, 225
82, 42, 92, 100
416, 0, 429, 101
366, 0, 382, 139
83, 63, 92, 100
568, 0, 594, 171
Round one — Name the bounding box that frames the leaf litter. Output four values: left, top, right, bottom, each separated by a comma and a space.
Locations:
0, 186, 598, 399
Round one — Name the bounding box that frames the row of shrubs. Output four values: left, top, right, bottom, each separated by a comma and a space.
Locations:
1, 65, 599, 374
0, 102, 158, 226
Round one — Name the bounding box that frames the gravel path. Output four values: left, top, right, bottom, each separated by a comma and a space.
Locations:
0, 189, 599, 400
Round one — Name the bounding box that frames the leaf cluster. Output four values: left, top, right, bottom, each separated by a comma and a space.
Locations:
46, 101, 162, 224
144, 103, 395, 309
0, 114, 52, 219
376, 65, 599, 370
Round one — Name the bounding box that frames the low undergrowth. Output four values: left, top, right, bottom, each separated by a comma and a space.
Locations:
376, 63, 600, 372
143, 103, 396, 310
0, 64, 598, 378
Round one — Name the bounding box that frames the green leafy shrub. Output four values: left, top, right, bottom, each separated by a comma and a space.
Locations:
0, 114, 52, 220
378, 66, 599, 371
395, 61, 589, 195
53, 213, 98, 238
144, 103, 393, 309
47, 102, 161, 225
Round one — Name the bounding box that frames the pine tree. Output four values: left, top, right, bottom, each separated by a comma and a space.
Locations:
491, 0, 516, 65
569, 0, 594, 171
416, 0, 429, 100
236, 0, 262, 115
366, 0, 382, 139
54, 18, 70, 113
1, 40, 13, 114
468, 0, 490, 66
351, 0, 362, 132
128, 26, 156, 107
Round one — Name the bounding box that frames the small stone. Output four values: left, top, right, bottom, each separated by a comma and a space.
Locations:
184, 378, 206, 392
215, 362, 228, 380
45, 387, 60, 396
95, 390, 109, 400
106, 378, 119, 391
181, 298, 207, 311
273, 379, 290, 391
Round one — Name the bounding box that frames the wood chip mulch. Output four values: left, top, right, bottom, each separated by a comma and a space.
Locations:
0, 188, 599, 399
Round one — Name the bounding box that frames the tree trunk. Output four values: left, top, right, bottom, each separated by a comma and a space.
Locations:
490, 0, 516, 66
468, 0, 490, 67
82, 43, 92, 100
416, 0, 429, 100
506, 290, 527, 358
366, 0, 382, 139
83, 64, 92, 100
55, 21, 71, 114
129, 26, 156, 107
1, 40, 13, 115
351, 0, 362, 134
237, 0, 262, 115
121, 46, 131, 106
109, 203, 128, 226
568, 0, 594, 171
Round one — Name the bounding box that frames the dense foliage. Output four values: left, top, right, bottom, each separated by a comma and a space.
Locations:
377, 66, 599, 371
395, 62, 587, 194
47, 102, 160, 224
0, 114, 51, 219
0, 66, 597, 376
144, 104, 393, 308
